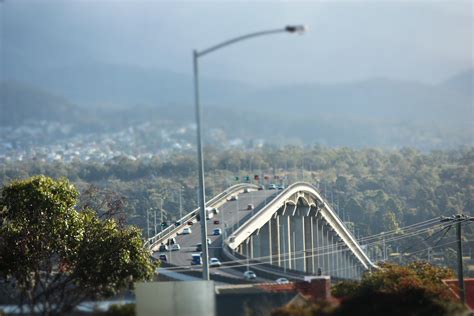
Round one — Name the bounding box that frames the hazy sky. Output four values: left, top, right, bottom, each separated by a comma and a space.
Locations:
2, 0, 473, 86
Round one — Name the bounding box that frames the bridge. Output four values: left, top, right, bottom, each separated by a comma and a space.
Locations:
146, 182, 377, 282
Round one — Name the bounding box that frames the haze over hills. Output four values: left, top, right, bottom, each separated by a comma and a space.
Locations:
1, 63, 472, 149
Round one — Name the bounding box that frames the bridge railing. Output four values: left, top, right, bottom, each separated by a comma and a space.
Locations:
144, 183, 258, 250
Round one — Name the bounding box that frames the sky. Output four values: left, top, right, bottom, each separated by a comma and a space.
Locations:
1, 0, 473, 87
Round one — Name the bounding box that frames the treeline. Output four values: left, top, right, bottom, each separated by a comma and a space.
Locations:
1, 146, 472, 243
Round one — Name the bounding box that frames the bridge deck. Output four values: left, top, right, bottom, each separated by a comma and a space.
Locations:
153, 189, 280, 281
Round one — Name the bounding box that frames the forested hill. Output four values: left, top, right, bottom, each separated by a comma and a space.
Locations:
0, 81, 77, 126
1, 146, 472, 255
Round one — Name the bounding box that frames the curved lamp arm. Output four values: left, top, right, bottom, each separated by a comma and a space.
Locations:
197, 25, 307, 57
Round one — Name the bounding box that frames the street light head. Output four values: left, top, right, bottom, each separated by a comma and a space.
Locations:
285, 25, 307, 34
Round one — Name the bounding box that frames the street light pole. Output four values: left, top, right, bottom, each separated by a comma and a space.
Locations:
193, 25, 306, 280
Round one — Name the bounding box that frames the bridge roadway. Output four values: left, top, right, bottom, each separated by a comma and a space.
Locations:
154, 189, 280, 282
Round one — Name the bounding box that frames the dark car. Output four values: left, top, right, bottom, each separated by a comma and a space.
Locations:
166, 237, 176, 246
159, 244, 168, 252
159, 254, 168, 262
213, 219, 220, 225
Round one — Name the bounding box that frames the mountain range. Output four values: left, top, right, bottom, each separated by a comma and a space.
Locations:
1, 61, 472, 149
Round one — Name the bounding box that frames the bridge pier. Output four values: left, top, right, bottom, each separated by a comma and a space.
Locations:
249, 234, 254, 259
279, 215, 292, 270
292, 213, 305, 272
270, 216, 280, 265
303, 214, 314, 273
257, 222, 271, 263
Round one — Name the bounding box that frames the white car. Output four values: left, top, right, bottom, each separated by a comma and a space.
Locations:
170, 244, 181, 251
182, 227, 192, 235
209, 258, 222, 267
228, 195, 238, 201
276, 277, 289, 284
243, 270, 257, 280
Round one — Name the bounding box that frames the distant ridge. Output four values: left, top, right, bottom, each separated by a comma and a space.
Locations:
440, 68, 473, 97
0, 81, 76, 126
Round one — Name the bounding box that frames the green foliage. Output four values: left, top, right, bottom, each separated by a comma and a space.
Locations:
333, 287, 465, 316
0, 176, 156, 315
272, 300, 336, 316
292, 262, 465, 316
333, 262, 456, 301
102, 304, 135, 316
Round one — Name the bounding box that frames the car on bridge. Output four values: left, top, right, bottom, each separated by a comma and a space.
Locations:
170, 244, 181, 251
166, 237, 177, 245
209, 258, 222, 267
158, 244, 168, 252
187, 220, 194, 226
182, 227, 192, 235
213, 228, 222, 236
197, 207, 216, 221
159, 254, 168, 262
276, 277, 289, 284
191, 254, 202, 265
243, 270, 256, 280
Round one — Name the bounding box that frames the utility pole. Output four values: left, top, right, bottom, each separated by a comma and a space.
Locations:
441, 214, 474, 305
160, 198, 164, 223
179, 186, 183, 220
154, 208, 157, 236
146, 209, 150, 240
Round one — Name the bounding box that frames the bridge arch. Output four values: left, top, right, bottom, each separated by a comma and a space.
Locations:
226, 182, 376, 279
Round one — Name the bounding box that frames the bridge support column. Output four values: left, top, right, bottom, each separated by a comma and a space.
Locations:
330, 233, 335, 277
249, 235, 254, 259
325, 224, 330, 276
315, 217, 321, 274
292, 213, 305, 272
270, 216, 280, 266
319, 221, 325, 275
335, 237, 341, 278
310, 216, 316, 274
304, 214, 313, 273
252, 232, 261, 260
242, 239, 248, 257
280, 215, 292, 270
258, 222, 270, 263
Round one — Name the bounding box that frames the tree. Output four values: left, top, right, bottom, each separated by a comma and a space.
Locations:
0, 176, 156, 316
333, 262, 456, 299
274, 262, 465, 316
